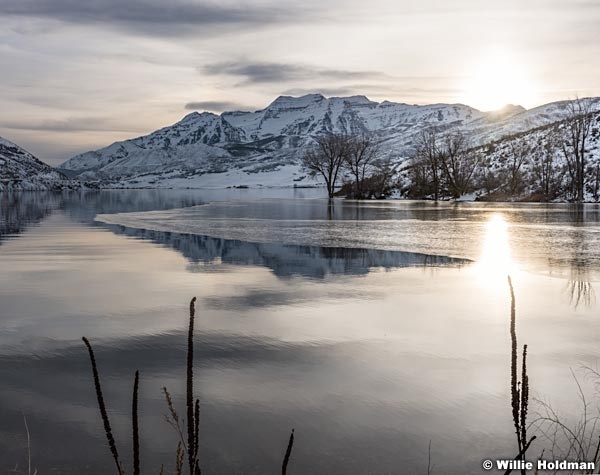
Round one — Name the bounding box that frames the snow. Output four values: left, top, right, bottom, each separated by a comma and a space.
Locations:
109, 164, 322, 189
30, 94, 600, 193
59, 93, 493, 187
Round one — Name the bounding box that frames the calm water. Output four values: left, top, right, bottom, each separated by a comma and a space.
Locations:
1, 190, 600, 474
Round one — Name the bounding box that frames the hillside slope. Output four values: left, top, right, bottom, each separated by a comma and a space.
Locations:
0, 137, 76, 191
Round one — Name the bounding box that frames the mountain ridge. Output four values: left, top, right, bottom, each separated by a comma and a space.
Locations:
0, 136, 77, 191
52, 94, 600, 189
55, 94, 503, 187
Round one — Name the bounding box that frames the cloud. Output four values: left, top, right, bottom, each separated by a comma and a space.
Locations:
281, 87, 359, 97
184, 100, 252, 113
0, 0, 309, 36
280, 82, 463, 103
202, 60, 385, 85
0, 117, 140, 133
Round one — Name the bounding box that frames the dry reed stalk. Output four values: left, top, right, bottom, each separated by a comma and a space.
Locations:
82, 336, 123, 475
520, 345, 529, 450
194, 398, 200, 474
187, 296, 198, 475
176, 441, 185, 475
163, 387, 187, 451
132, 370, 140, 475
503, 436, 537, 475
22, 414, 34, 475
506, 276, 533, 475
427, 439, 433, 475
508, 277, 522, 454
281, 428, 295, 475
592, 436, 600, 469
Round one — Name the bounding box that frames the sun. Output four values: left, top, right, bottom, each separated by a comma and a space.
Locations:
461, 51, 538, 111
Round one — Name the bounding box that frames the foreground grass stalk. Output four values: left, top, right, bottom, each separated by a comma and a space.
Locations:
194, 398, 200, 472
82, 336, 123, 475
282, 428, 295, 475
592, 436, 600, 470
520, 345, 529, 452
503, 436, 537, 475
132, 370, 140, 475
23, 414, 33, 475
187, 297, 198, 475
176, 441, 184, 475
507, 276, 533, 475
83, 297, 295, 474
509, 277, 522, 455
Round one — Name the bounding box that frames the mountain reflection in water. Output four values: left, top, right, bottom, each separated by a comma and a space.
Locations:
106, 224, 469, 279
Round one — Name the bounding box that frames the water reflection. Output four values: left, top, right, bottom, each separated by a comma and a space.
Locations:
3, 191, 600, 474
0, 192, 61, 244
477, 214, 514, 280
476, 214, 514, 288
564, 279, 596, 309
561, 206, 597, 309
96, 199, 600, 284
105, 224, 469, 279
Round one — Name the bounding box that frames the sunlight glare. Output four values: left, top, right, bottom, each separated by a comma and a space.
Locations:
462, 51, 538, 111
475, 214, 515, 287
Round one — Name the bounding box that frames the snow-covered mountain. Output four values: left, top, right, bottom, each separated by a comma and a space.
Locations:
0, 136, 76, 191
60, 94, 600, 189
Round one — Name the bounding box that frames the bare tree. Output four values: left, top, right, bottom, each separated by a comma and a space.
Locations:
503, 138, 530, 196
480, 160, 502, 197
409, 129, 479, 199
407, 156, 433, 199
412, 128, 442, 200
592, 163, 600, 202
561, 97, 594, 202
302, 133, 351, 198
438, 131, 479, 199
531, 132, 565, 201
343, 134, 381, 198
361, 157, 395, 198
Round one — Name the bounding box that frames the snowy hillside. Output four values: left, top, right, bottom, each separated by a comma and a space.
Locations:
0, 136, 76, 191
392, 108, 600, 202
60, 94, 600, 189
473, 109, 600, 201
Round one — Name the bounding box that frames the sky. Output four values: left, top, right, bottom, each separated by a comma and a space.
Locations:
1, 0, 600, 166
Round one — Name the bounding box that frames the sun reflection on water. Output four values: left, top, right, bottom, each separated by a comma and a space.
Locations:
476, 214, 515, 287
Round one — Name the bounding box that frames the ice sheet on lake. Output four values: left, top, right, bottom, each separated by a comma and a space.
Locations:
96, 200, 479, 258
96, 199, 600, 280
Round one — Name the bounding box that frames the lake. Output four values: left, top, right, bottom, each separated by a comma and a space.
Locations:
1, 190, 600, 474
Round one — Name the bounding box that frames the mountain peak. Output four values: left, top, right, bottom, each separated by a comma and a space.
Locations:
334, 95, 375, 106
498, 104, 526, 113
267, 93, 326, 109
181, 111, 219, 121
487, 104, 527, 120
176, 111, 222, 129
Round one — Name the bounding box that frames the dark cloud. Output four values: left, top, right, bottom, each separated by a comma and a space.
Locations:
0, 0, 308, 35
184, 100, 252, 113
0, 117, 140, 133
282, 84, 463, 101
203, 61, 384, 85
281, 87, 359, 97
